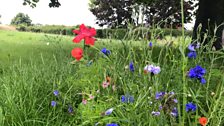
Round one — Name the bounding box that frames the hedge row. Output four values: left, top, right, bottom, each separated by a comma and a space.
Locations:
16, 25, 78, 35
16, 25, 193, 40
96, 28, 192, 40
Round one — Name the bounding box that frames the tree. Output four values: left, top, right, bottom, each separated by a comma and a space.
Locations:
0, 14, 1, 24
89, 0, 135, 28
192, 0, 224, 50
89, 0, 195, 28
11, 13, 32, 26
21, 0, 195, 29
23, 0, 60, 8
136, 0, 195, 28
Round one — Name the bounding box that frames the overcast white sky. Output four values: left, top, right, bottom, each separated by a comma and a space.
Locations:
0, 0, 194, 29
0, 0, 98, 27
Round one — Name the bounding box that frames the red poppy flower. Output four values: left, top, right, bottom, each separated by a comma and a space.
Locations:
72, 24, 96, 46
199, 117, 207, 126
71, 48, 83, 61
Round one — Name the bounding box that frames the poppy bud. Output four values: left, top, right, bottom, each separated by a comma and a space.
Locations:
199, 117, 207, 126
71, 48, 83, 61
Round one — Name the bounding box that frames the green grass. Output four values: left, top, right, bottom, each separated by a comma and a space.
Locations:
0, 30, 224, 126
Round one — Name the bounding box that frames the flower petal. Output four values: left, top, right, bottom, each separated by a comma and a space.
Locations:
89, 28, 96, 36
84, 37, 95, 45
73, 35, 84, 43
105, 108, 114, 115
187, 51, 197, 58
188, 44, 196, 51
80, 24, 87, 31
200, 78, 206, 84
72, 30, 80, 34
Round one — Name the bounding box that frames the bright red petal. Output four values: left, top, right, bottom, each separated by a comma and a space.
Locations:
72, 30, 80, 34
71, 48, 83, 61
89, 28, 96, 36
80, 24, 87, 31
84, 37, 95, 46
73, 35, 84, 43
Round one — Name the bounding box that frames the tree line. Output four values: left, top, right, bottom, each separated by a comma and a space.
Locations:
89, 0, 196, 29
20, 0, 224, 49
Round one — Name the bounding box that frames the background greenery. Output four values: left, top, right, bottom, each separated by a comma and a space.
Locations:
15, 24, 193, 40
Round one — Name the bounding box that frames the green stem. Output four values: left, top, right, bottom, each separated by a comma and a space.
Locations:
181, 0, 185, 39
180, 0, 187, 125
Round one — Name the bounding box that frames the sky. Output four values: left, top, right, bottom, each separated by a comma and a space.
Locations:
0, 0, 98, 27
0, 0, 194, 29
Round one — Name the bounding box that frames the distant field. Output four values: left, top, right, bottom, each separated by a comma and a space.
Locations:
0, 30, 69, 65
0, 30, 171, 66
0, 29, 191, 64
0, 25, 16, 31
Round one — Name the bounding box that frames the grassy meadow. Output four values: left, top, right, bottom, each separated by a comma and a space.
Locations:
0, 29, 224, 126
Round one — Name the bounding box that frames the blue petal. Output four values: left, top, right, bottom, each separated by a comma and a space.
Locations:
200, 78, 206, 84
188, 44, 196, 51
187, 51, 197, 58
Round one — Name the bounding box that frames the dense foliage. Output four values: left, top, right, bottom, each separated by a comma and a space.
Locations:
89, 0, 196, 28
23, 0, 61, 8
138, 0, 195, 28
11, 13, 32, 26
16, 25, 78, 35
15, 24, 193, 40
89, 0, 135, 28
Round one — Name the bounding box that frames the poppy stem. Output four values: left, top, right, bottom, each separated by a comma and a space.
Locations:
83, 40, 86, 50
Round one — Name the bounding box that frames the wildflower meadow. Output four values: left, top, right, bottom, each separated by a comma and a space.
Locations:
0, 22, 224, 126
0, 1, 224, 126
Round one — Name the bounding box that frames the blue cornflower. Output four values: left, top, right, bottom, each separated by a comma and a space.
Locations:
188, 44, 196, 51
106, 123, 118, 126
155, 92, 166, 100
187, 51, 197, 58
53, 90, 59, 96
121, 95, 134, 103
129, 96, 134, 103
171, 107, 178, 117
169, 92, 175, 95
188, 65, 206, 78
144, 65, 161, 75
105, 108, 114, 115
152, 66, 161, 74
188, 65, 206, 84
51, 101, 57, 107
186, 102, 197, 112
151, 111, 160, 116
121, 95, 127, 103
101, 48, 111, 56
129, 62, 134, 72
159, 105, 163, 110
200, 78, 206, 84
173, 99, 178, 103
188, 43, 200, 51
68, 105, 73, 113
149, 42, 153, 47
187, 43, 200, 59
